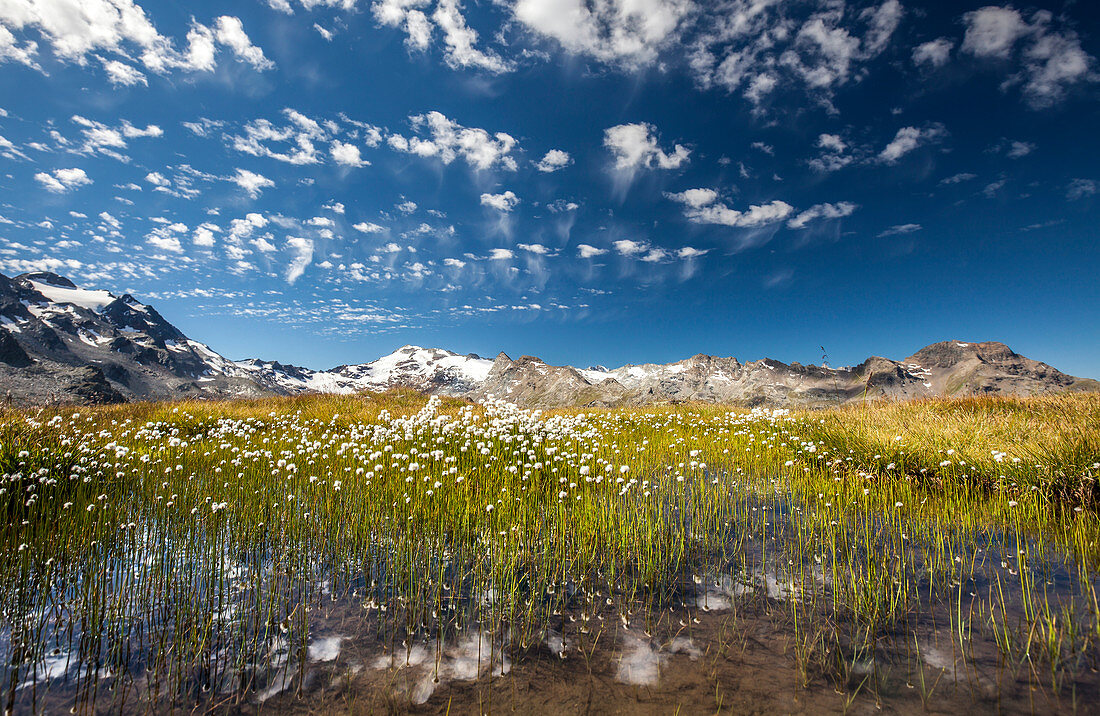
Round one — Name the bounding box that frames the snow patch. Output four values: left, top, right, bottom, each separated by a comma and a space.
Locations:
29, 281, 116, 312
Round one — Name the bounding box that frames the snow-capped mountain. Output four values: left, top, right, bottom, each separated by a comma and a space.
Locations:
1, 271, 1096, 407
0, 271, 495, 404
230, 346, 493, 396
0, 271, 271, 403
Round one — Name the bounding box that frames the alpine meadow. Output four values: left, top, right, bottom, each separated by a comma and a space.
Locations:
1, 0, 1100, 713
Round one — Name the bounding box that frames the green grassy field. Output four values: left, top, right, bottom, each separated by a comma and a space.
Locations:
2, 391, 1098, 713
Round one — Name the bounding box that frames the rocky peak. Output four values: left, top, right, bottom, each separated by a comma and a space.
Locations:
906, 340, 1012, 367
16, 272, 78, 289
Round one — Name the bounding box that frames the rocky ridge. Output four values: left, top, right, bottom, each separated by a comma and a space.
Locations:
1, 271, 1096, 408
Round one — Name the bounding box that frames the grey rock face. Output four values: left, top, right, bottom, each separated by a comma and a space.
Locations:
68, 366, 126, 405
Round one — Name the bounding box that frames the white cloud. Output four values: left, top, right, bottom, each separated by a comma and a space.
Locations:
664, 188, 717, 208
691, 0, 904, 110
122, 121, 162, 138
602, 239, 669, 263
488, 248, 514, 260
253, 236, 277, 253
612, 239, 647, 256
535, 149, 572, 172
877, 223, 921, 237
193, 223, 217, 247
373, 0, 432, 51
513, 0, 691, 66
666, 188, 793, 228
146, 221, 187, 253
783, 15, 861, 91
817, 133, 846, 153
0, 0, 161, 64
98, 211, 120, 229
330, 139, 369, 167
100, 58, 147, 85
229, 109, 327, 165
480, 190, 520, 212
878, 124, 946, 163
443, 257, 466, 267
34, 167, 91, 193
861, 0, 903, 55
0, 2, 271, 78
1066, 178, 1096, 201
940, 172, 977, 185
961, 6, 1028, 59
577, 243, 606, 258
231, 168, 275, 198
692, 200, 792, 227
0, 24, 39, 68
388, 111, 518, 170
433, 0, 511, 73
982, 178, 1006, 197
228, 212, 268, 242
604, 122, 689, 174
353, 221, 386, 233
547, 199, 579, 213
214, 16, 273, 70
372, 0, 509, 72
147, 235, 183, 252
0, 133, 27, 160
787, 201, 857, 229
267, 0, 356, 12
912, 37, 953, 67
1005, 140, 1034, 158
676, 246, 708, 258
1020, 20, 1095, 108
961, 7, 1096, 108
180, 23, 217, 72
145, 171, 170, 187
808, 133, 854, 173
67, 115, 162, 160
373, 0, 429, 26
286, 236, 314, 283
181, 118, 223, 137
404, 10, 432, 49
517, 243, 550, 254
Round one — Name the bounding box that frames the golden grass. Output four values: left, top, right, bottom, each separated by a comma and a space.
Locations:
0, 389, 1097, 712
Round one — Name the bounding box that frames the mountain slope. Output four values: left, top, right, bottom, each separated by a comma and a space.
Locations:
0, 272, 267, 404
1, 271, 1096, 407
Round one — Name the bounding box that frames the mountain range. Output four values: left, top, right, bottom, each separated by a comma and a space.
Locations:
2, 271, 1097, 408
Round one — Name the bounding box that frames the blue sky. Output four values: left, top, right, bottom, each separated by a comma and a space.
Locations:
1, 0, 1098, 376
